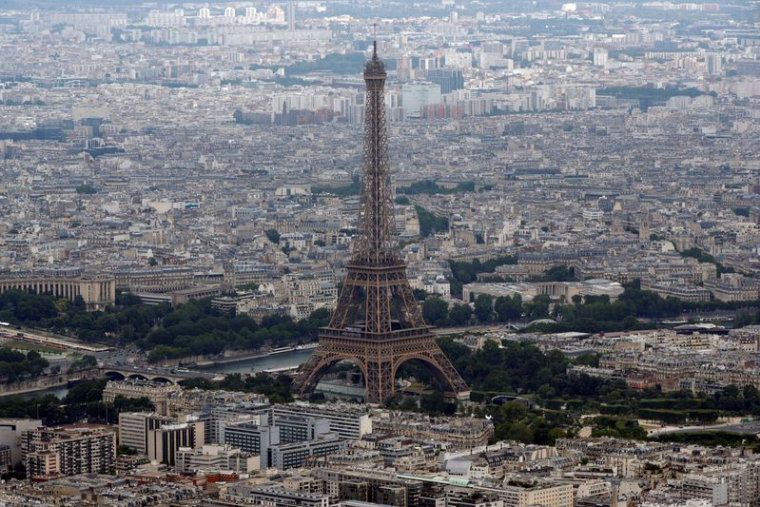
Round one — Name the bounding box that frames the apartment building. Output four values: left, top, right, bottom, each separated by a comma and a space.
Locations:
23, 426, 117, 480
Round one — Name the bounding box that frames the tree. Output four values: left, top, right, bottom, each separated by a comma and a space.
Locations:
400, 396, 418, 411
507, 421, 534, 444
539, 265, 575, 282
474, 294, 494, 323
75, 183, 97, 194
68, 355, 97, 373
536, 384, 556, 399
95, 314, 119, 334
63, 379, 107, 404
415, 205, 448, 237
495, 295, 523, 322
448, 304, 472, 326
525, 294, 550, 319
265, 229, 280, 244
547, 428, 566, 444
575, 354, 600, 367
420, 391, 455, 415
744, 385, 760, 404
422, 298, 449, 326
501, 401, 528, 423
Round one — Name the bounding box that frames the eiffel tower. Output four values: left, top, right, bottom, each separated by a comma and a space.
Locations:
293, 38, 469, 404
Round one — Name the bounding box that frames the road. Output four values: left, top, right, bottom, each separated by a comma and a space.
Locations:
0, 326, 111, 353
648, 419, 760, 437
434, 324, 511, 336
94, 344, 144, 369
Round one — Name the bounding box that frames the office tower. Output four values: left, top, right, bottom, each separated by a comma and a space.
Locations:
271, 404, 372, 440
397, 55, 411, 81
0, 419, 41, 466
118, 412, 173, 454
402, 83, 442, 118
223, 420, 280, 456
293, 39, 469, 403
707, 53, 722, 75
269, 433, 346, 470
288, 1, 295, 31
593, 48, 608, 68
426, 69, 464, 94
147, 421, 204, 466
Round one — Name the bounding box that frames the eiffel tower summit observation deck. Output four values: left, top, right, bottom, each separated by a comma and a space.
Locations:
292, 37, 470, 404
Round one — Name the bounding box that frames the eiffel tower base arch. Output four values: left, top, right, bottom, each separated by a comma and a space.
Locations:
295, 329, 470, 404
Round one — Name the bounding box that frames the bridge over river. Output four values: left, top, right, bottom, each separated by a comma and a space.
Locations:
0, 366, 216, 398
101, 366, 216, 384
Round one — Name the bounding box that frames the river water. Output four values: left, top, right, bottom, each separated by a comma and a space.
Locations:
6, 349, 315, 401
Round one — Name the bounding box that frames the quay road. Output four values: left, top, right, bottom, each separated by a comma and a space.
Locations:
434, 324, 512, 336
647, 418, 760, 437
0, 325, 111, 353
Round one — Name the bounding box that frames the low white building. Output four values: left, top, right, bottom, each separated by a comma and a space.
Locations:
175, 444, 260, 475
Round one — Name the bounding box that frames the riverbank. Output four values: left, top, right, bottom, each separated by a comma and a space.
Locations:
0, 369, 100, 398
194, 343, 318, 367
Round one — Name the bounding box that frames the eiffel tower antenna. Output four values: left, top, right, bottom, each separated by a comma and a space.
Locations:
293, 34, 469, 404
372, 23, 377, 58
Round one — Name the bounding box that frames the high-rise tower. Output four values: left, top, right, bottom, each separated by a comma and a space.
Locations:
293, 40, 469, 404
287, 1, 295, 31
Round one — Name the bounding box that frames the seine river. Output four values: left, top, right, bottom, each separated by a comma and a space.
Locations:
10, 348, 315, 401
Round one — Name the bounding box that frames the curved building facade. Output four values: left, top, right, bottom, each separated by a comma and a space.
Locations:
0, 273, 115, 310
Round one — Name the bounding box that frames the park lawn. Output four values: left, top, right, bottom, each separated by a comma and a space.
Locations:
1, 340, 65, 355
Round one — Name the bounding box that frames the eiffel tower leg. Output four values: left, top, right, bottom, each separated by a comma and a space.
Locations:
390, 348, 470, 400
365, 356, 394, 404
293, 349, 329, 397
428, 349, 470, 399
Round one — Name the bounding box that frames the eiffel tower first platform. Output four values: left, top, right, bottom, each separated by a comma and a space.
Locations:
292, 40, 470, 404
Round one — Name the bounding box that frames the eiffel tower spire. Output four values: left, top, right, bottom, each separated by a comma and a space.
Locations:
293, 38, 469, 404
353, 24, 396, 269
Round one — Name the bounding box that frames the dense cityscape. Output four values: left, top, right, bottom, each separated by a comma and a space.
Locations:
0, 0, 758, 505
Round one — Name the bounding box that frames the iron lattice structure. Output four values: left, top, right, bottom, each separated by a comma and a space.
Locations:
293, 43, 469, 404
